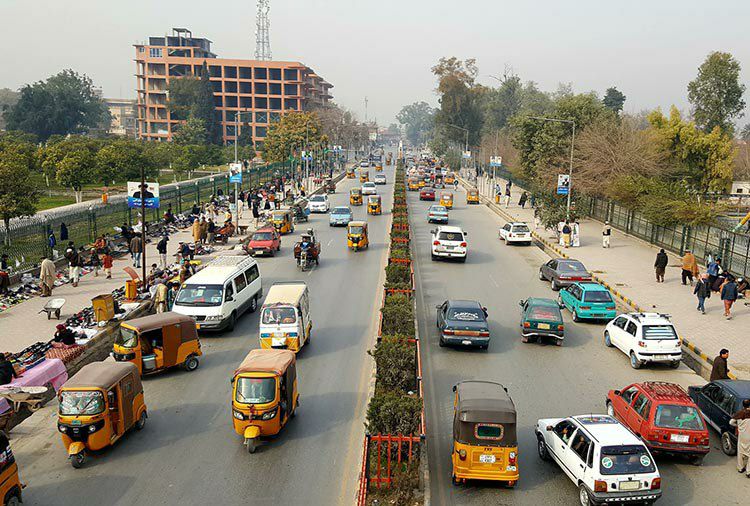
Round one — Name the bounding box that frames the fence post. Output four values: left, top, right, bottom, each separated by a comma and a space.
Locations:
196, 181, 201, 205
364, 433, 371, 495
89, 206, 97, 243
177, 185, 182, 214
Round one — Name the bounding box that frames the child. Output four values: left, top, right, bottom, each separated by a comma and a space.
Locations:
102, 251, 113, 279
89, 248, 101, 277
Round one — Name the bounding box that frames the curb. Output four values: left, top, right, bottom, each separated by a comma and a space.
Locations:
459, 176, 735, 381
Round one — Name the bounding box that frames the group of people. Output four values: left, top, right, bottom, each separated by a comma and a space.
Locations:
557, 220, 581, 248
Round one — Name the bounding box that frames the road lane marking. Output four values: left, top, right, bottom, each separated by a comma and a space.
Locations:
489, 274, 500, 287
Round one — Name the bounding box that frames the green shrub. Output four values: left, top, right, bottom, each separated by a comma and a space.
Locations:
386, 264, 411, 284
381, 294, 414, 335
390, 247, 411, 260
390, 228, 409, 240
369, 335, 416, 392
366, 389, 422, 435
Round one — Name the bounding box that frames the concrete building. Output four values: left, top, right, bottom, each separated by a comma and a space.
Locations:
134, 28, 333, 146
105, 98, 137, 137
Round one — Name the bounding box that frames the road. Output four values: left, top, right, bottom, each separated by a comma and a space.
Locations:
9, 165, 392, 505
411, 183, 746, 505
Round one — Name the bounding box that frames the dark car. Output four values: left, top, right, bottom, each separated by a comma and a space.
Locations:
538, 258, 592, 291
519, 297, 564, 345
436, 300, 490, 350
688, 380, 750, 455
420, 188, 436, 201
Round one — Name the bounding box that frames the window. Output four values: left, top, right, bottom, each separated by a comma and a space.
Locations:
234, 273, 247, 292
59, 391, 105, 416
269, 97, 282, 110
255, 97, 268, 109
224, 66, 237, 78
240, 97, 253, 108
213, 96, 223, 107
269, 83, 282, 95
716, 390, 736, 414
553, 420, 576, 445
583, 291, 613, 303
236, 377, 275, 404
255, 82, 268, 95
255, 126, 267, 137
446, 307, 485, 322
600, 445, 655, 475
225, 81, 237, 93
176, 284, 224, 307
245, 265, 259, 283
138, 46, 145, 53
255, 111, 268, 123
284, 84, 298, 96
224, 284, 234, 301
474, 423, 504, 440
225, 125, 236, 137
626, 322, 638, 336
548, 260, 558, 269
269, 68, 281, 80
284, 68, 299, 81
254, 67, 267, 79
225, 96, 238, 108
654, 404, 705, 430
269, 112, 281, 123
262, 306, 296, 324
149, 48, 163, 58
702, 383, 721, 402
642, 325, 677, 340
613, 317, 628, 329
239, 67, 252, 79
239, 82, 252, 94
209, 65, 222, 78
633, 395, 651, 419
570, 432, 592, 463
621, 386, 640, 404
211, 81, 222, 92
284, 99, 298, 110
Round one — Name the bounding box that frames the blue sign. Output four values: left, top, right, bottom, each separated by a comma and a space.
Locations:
229, 163, 243, 184
556, 174, 570, 195
127, 182, 160, 209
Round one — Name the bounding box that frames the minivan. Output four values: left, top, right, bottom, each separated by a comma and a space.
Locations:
172, 256, 262, 332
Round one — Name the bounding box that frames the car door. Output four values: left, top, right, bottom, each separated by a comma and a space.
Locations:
615, 386, 641, 426
608, 316, 627, 348
620, 320, 638, 354
501, 224, 511, 239
628, 393, 652, 438
436, 302, 447, 330
696, 383, 721, 430
549, 420, 577, 478
223, 282, 235, 318
714, 387, 736, 434
567, 430, 593, 483
543, 260, 557, 280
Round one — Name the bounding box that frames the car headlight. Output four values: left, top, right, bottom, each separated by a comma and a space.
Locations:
58, 423, 68, 433
232, 410, 246, 420
205, 315, 222, 321
261, 408, 277, 420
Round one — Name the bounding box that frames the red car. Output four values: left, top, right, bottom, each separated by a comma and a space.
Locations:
606, 381, 710, 465
420, 188, 436, 201
244, 227, 281, 256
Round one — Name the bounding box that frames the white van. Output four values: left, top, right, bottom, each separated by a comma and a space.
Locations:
172, 256, 262, 332
259, 282, 311, 352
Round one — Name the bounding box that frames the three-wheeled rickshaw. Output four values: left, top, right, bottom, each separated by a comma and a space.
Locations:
231, 349, 299, 454
440, 191, 454, 209
324, 178, 336, 194
452, 380, 518, 487
346, 167, 356, 178
375, 164, 383, 172
349, 187, 363, 206
270, 209, 295, 235
466, 188, 480, 204
367, 195, 382, 215
293, 229, 320, 270
114, 313, 202, 375
291, 201, 310, 223
347, 221, 369, 251
0, 432, 22, 505
359, 170, 369, 183
58, 362, 147, 468
445, 172, 456, 185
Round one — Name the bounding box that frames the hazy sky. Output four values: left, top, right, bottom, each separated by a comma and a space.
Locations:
2, 0, 749, 126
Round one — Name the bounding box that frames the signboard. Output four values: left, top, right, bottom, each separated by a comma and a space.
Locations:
369, 132, 378, 141
229, 163, 243, 184
490, 156, 503, 168
462, 150, 471, 159
556, 174, 570, 195
127, 182, 160, 209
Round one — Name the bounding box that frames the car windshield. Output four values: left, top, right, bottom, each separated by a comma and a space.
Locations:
333, 207, 350, 215
236, 377, 276, 404
512, 225, 530, 233
430, 206, 446, 213
528, 306, 560, 321
252, 232, 274, 241
583, 290, 613, 303
447, 307, 485, 322
559, 261, 587, 273
654, 404, 705, 430
262, 306, 297, 325
438, 231, 463, 241
59, 390, 105, 416
349, 226, 364, 234
115, 327, 138, 348
310, 196, 325, 202
175, 284, 224, 307
642, 325, 677, 340
600, 445, 656, 475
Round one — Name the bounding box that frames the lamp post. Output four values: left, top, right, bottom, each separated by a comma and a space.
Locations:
530, 116, 576, 221
233, 110, 251, 227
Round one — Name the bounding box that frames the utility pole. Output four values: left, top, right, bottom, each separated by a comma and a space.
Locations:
364, 96, 368, 123
140, 165, 147, 291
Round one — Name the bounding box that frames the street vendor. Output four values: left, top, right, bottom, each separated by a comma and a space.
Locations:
0, 353, 19, 385
53, 324, 78, 346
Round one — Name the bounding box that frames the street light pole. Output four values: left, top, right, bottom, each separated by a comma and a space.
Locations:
530, 116, 576, 221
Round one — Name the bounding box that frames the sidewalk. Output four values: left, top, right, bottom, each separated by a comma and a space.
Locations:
466, 172, 750, 379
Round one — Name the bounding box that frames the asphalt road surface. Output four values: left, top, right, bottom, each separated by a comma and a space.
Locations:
411, 183, 746, 505
10, 166, 391, 505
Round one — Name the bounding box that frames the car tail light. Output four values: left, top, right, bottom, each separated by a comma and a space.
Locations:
594, 480, 607, 492
460, 242, 467, 247
433, 240, 440, 246
606, 305, 615, 310
559, 275, 570, 280
479, 331, 490, 337
701, 436, 709, 445
580, 306, 591, 310
523, 322, 531, 328
557, 324, 564, 331
444, 329, 454, 335
651, 478, 661, 490
508, 451, 517, 465
646, 431, 659, 442
638, 341, 647, 348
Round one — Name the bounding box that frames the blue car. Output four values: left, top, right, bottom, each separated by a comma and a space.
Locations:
329, 206, 353, 226
427, 205, 449, 223
558, 282, 616, 322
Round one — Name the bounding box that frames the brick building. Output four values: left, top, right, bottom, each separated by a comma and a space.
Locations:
134, 28, 333, 146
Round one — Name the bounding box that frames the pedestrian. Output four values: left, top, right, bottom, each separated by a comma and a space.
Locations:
53, 324, 77, 345
60, 222, 68, 241
39, 255, 56, 297
571, 220, 581, 248
694, 274, 711, 314
129, 235, 143, 268
64, 242, 81, 287
102, 251, 113, 279
710, 349, 730, 381
167, 282, 179, 311
0, 353, 19, 386
89, 248, 100, 277
504, 187, 511, 208
48, 230, 57, 255
729, 399, 750, 478
707, 256, 722, 289
562, 222, 572, 248
721, 275, 739, 319
530, 193, 536, 208
602, 221, 612, 248
157, 235, 169, 269
192, 217, 202, 245
179, 263, 191, 284
453, 179, 459, 190
207, 219, 216, 244
199, 217, 208, 244
154, 282, 168, 313
518, 191, 528, 209
680, 250, 699, 285
654, 249, 668, 282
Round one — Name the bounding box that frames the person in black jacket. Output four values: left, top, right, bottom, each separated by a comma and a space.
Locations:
693, 274, 711, 314
654, 249, 668, 283
157, 235, 169, 269
0, 354, 18, 385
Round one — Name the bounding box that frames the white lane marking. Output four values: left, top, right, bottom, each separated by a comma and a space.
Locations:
489, 274, 500, 287
327, 239, 333, 246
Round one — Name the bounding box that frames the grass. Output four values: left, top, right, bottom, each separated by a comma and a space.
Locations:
36, 195, 79, 211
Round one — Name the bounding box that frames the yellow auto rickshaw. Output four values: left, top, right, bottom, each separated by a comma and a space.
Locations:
0, 432, 22, 504
466, 188, 480, 204
350, 187, 363, 206
58, 362, 147, 468
375, 164, 383, 172
452, 381, 518, 487
417, 178, 426, 189
346, 167, 356, 178
440, 191, 454, 209
271, 209, 294, 235
408, 178, 420, 191
231, 349, 299, 454
445, 172, 456, 185
114, 313, 202, 375
367, 195, 382, 215
347, 221, 369, 251
360, 169, 369, 183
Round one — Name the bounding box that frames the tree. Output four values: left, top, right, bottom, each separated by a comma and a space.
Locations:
173, 117, 209, 145
482, 71, 523, 133
740, 123, 750, 141
4, 70, 109, 141
263, 112, 324, 164
396, 101, 435, 145
95, 140, 155, 185
602, 87, 626, 114
167, 78, 202, 121
431, 57, 485, 147
687, 52, 746, 135
0, 145, 39, 245
165, 63, 222, 144
0, 88, 20, 130
41, 137, 98, 202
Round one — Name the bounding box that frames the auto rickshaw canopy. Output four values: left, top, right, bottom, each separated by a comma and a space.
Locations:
348, 220, 367, 231
350, 188, 362, 195
468, 188, 479, 196
122, 313, 198, 345
453, 380, 517, 446
368, 195, 381, 204
234, 349, 296, 377
441, 192, 454, 200
63, 361, 142, 393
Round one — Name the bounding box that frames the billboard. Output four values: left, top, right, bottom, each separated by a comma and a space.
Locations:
557, 174, 570, 195
127, 182, 160, 209
462, 150, 471, 159
229, 163, 243, 184
490, 156, 502, 167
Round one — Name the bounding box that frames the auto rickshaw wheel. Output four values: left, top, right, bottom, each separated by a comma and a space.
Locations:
451, 474, 461, 486
71, 451, 86, 469
6, 494, 20, 506
247, 438, 258, 454
184, 355, 199, 372
135, 411, 147, 430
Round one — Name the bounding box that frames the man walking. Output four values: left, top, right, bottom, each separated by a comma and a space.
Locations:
693, 274, 711, 314
721, 275, 739, 320
157, 235, 169, 269
504, 186, 512, 208
130, 235, 143, 268
561, 222, 572, 248
707, 256, 722, 288
39, 255, 56, 297
680, 250, 699, 285
654, 249, 668, 282
602, 221, 612, 248
710, 349, 730, 381
729, 399, 750, 478
64, 242, 81, 287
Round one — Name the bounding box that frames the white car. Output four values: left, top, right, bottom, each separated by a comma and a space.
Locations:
499, 222, 532, 245
430, 225, 467, 262
307, 194, 330, 213
535, 414, 662, 506
359, 161, 370, 168
604, 313, 682, 369
374, 174, 387, 185
362, 182, 377, 195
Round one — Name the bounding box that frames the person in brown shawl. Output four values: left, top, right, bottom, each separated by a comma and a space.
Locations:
730, 399, 750, 477
39, 255, 56, 297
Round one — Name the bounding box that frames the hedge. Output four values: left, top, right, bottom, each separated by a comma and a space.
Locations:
369, 335, 417, 392
390, 247, 411, 260
381, 293, 415, 335
366, 389, 422, 435
386, 263, 411, 286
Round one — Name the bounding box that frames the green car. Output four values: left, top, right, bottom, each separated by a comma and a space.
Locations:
558, 282, 616, 322
519, 297, 565, 346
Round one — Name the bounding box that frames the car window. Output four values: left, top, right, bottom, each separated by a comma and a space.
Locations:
702, 383, 721, 402
512, 225, 530, 233
553, 420, 576, 445
600, 445, 655, 475
613, 317, 628, 329
224, 284, 234, 301
234, 273, 247, 292
621, 386, 640, 404
438, 231, 463, 241
716, 391, 736, 414
642, 325, 677, 340
559, 261, 587, 272
528, 306, 561, 321
654, 404, 705, 430
570, 432, 592, 464
626, 322, 638, 336
633, 395, 651, 419
503, 224, 511, 231
245, 265, 259, 283
583, 290, 613, 303
548, 260, 557, 269
447, 307, 485, 322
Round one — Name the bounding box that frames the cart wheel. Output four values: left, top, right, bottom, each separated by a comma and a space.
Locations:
184, 355, 199, 372
247, 438, 258, 454
71, 451, 86, 469
56, 309, 61, 319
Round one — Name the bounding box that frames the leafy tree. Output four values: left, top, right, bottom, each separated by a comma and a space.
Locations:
0, 88, 20, 130
167, 78, 202, 121
0, 144, 39, 245
602, 87, 626, 113
95, 140, 155, 185
41, 136, 99, 202
431, 57, 485, 147
165, 63, 222, 144
4, 70, 109, 141
396, 101, 435, 145
263, 112, 325, 164
687, 52, 746, 134
483, 72, 523, 133
173, 116, 208, 145
741, 123, 750, 141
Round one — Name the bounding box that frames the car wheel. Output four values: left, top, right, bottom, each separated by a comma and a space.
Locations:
249, 296, 258, 313
669, 361, 680, 369
604, 331, 613, 347
521, 336, 529, 343
431, 253, 437, 261
606, 401, 615, 418
184, 355, 199, 372
537, 437, 550, 461
226, 312, 236, 332
629, 351, 642, 369
579, 484, 592, 506
551, 280, 560, 291
555, 338, 563, 347
438, 336, 446, 347
690, 454, 705, 466
721, 431, 737, 456
538, 270, 545, 281
458, 256, 466, 263
572, 311, 580, 322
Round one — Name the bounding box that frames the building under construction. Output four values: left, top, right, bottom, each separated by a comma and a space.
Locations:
134, 28, 333, 146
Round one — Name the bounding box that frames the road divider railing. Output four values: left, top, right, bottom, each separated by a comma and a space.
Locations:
358, 160, 426, 505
